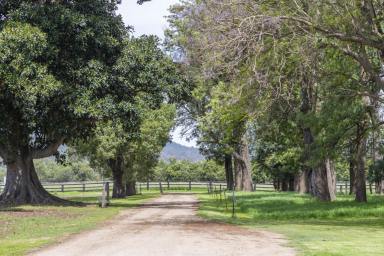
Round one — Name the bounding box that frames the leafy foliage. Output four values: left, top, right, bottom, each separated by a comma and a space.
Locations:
154, 159, 225, 182
35, 159, 100, 183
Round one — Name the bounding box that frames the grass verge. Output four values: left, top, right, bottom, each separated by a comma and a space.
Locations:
198, 192, 384, 256
0, 191, 159, 256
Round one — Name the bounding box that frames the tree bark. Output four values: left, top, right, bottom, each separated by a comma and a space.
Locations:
295, 169, 311, 194
125, 181, 137, 196
310, 158, 336, 201
355, 124, 367, 202
288, 176, 295, 191
273, 179, 280, 191
109, 155, 126, 199
224, 154, 234, 190
0, 150, 71, 205
281, 179, 289, 192
234, 156, 243, 190
233, 137, 253, 192
375, 180, 384, 195
349, 146, 357, 195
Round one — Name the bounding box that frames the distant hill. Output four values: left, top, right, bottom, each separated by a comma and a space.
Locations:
160, 142, 204, 162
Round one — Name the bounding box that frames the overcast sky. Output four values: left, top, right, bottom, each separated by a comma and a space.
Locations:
118, 0, 197, 148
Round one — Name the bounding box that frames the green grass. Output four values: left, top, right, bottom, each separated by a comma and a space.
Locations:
198, 192, 384, 256
0, 191, 159, 256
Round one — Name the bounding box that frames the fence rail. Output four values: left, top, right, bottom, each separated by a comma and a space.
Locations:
0, 181, 378, 194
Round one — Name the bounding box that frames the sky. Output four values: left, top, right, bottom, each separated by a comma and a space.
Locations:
118, 0, 197, 148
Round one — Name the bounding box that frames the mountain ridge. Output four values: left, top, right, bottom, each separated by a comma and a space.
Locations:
160, 142, 204, 162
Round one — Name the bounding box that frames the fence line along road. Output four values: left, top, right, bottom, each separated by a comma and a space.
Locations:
0, 181, 377, 194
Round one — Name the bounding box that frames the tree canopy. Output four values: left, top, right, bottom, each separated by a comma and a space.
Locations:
0, 0, 185, 204
166, 0, 384, 201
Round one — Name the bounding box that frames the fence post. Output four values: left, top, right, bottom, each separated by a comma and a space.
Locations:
232, 185, 236, 218
139, 183, 142, 194
189, 181, 192, 191
167, 180, 170, 190
345, 181, 348, 194
147, 180, 149, 191
209, 181, 213, 193
159, 182, 163, 194
82, 183, 85, 192
61, 184, 64, 192
100, 182, 110, 208
339, 185, 343, 194
106, 182, 110, 202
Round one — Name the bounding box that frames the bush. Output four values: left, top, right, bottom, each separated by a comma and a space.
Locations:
34, 159, 101, 182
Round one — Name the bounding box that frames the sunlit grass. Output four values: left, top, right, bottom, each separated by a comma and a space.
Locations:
198, 192, 384, 256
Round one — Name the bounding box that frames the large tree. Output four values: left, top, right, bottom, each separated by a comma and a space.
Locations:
77, 103, 176, 198
73, 34, 182, 198
165, 0, 383, 202
0, 1, 181, 205
227, 0, 384, 202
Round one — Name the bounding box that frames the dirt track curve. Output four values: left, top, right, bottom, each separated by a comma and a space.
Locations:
29, 194, 295, 256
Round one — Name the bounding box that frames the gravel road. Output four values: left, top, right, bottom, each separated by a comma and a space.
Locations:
29, 194, 295, 256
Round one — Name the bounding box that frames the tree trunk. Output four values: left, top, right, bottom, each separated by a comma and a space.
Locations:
371, 96, 384, 195
299, 81, 336, 201
0, 151, 71, 205
281, 179, 289, 192
241, 140, 253, 192
375, 180, 384, 195
299, 79, 317, 195
224, 154, 234, 190
288, 176, 295, 191
234, 156, 243, 190
233, 136, 253, 192
110, 155, 126, 199
310, 158, 336, 201
295, 169, 310, 194
273, 179, 279, 191
349, 147, 357, 195
125, 181, 137, 196
355, 124, 367, 202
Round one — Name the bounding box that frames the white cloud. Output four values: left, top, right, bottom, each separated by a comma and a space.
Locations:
118, 0, 180, 38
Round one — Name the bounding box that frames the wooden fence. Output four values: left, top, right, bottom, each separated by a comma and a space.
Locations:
0, 181, 377, 194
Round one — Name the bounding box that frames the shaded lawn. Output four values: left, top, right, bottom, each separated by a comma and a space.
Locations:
0, 191, 159, 256
198, 192, 384, 256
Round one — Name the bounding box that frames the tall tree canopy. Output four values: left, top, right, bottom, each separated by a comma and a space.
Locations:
0, 1, 183, 204
166, 0, 384, 202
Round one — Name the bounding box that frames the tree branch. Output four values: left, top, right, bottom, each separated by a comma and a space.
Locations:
32, 138, 65, 159
266, 15, 384, 50
232, 151, 245, 164
325, 42, 384, 88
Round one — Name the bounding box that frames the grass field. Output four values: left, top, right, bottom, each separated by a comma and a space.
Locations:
198, 192, 384, 256
0, 191, 159, 256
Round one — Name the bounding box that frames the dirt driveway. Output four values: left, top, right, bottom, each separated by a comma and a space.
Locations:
30, 194, 295, 256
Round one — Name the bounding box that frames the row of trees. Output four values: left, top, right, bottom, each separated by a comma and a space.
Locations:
0, 0, 187, 204
166, 0, 384, 202
153, 159, 225, 182
14, 157, 225, 185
